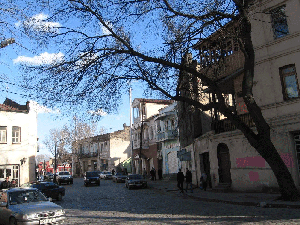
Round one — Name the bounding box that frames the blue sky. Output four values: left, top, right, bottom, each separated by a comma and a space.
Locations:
0, 2, 168, 157
0, 22, 139, 157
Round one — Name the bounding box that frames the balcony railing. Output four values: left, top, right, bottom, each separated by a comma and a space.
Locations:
79, 152, 98, 158
212, 113, 254, 134
157, 129, 178, 141
132, 139, 150, 150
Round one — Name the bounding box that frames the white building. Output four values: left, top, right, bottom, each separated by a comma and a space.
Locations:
155, 102, 180, 176
0, 98, 38, 186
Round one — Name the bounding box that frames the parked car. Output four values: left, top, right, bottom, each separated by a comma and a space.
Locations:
100, 171, 113, 180
21, 181, 65, 201
84, 171, 101, 186
45, 172, 54, 180
125, 174, 147, 189
112, 172, 127, 183
56, 171, 73, 185
0, 187, 65, 225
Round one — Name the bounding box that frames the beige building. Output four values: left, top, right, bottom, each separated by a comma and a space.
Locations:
184, 0, 300, 192
131, 98, 173, 176
73, 124, 130, 176
0, 98, 38, 186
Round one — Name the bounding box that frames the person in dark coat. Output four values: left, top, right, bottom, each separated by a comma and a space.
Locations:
1, 177, 11, 189
185, 168, 193, 193
200, 172, 208, 191
158, 168, 162, 180
177, 169, 184, 193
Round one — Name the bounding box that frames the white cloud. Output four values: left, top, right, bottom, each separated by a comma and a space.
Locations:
17, 13, 61, 33
100, 22, 113, 35
76, 52, 98, 67
13, 52, 64, 66
88, 109, 107, 116
30, 101, 60, 114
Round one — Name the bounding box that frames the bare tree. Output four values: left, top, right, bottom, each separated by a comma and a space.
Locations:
17, 0, 300, 200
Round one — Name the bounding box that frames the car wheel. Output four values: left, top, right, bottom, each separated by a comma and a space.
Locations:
71, 181, 73, 184
9, 217, 17, 225
98, 182, 100, 186
128, 185, 131, 190
58, 181, 61, 185
57, 193, 62, 201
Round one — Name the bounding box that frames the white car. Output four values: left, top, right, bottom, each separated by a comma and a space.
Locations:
56, 171, 73, 185
0, 187, 65, 225
100, 171, 113, 179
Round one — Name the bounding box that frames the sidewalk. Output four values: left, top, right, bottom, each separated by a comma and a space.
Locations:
147, 179, 300, 208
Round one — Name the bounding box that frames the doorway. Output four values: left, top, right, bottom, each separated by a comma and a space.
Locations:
200, 152, 212, 188
217, 143, 232, 183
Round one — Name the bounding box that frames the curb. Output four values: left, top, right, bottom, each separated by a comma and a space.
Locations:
148, 183, 300, 209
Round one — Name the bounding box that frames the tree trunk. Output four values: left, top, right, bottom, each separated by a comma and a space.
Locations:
237, 5, 300, 201
258, 139, 300, 201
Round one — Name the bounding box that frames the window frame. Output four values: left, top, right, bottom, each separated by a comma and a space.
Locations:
0, 126, 7, 144
12, 126, 21, 144
270, 5, 289, 39
280, 64, 300, 100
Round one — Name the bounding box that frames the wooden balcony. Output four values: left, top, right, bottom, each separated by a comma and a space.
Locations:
212, 113, 254, 134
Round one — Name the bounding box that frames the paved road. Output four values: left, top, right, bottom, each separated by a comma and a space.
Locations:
56, 178, 300, 224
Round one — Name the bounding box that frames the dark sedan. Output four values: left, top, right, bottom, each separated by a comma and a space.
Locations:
112, 172, 127, 183
125, 174, 147, 190
21, 181, 65, 201
84, 171, 101, 186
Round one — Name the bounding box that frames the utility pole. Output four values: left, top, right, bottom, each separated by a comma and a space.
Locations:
129, 86, 134, 174
139, 101, 144, 175
53, 142, 57, 183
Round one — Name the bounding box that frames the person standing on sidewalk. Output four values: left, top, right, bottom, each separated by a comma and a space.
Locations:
177, 169, 184, 193
143, 168, 147, 179
200, 172, 208, 191
185, 168, 193, 193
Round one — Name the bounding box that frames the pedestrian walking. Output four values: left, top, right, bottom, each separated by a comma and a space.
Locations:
185, 168, 193, 193
200, 172, 208, 191
158, 168, 162, 180
112, 169, 115, 175
177, 169, 184, 193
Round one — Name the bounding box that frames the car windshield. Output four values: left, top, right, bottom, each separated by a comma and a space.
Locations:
59, 172, 70, 175
86, 172, 99, 177
128, 175, 143, 180
9, 190, 47, 204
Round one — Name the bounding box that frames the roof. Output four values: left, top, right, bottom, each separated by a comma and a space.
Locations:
0, 98, 29, 112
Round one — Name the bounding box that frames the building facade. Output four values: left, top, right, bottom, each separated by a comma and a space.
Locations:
131, 98, 174, 176
186, 0, 300, 192
73, 124, 130, 176
0, 98, 38, 186
155, 102, 180, 176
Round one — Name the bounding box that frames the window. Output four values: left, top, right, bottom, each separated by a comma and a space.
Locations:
270, 5, 289, 39
0, 126, 7, 143
12, 126, 21, 143
280, 65, 300, 100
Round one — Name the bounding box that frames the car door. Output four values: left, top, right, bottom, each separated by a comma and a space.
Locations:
46, 183, 59, 199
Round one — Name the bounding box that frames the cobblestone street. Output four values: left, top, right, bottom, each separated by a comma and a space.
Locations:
55, 178, 300, 224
